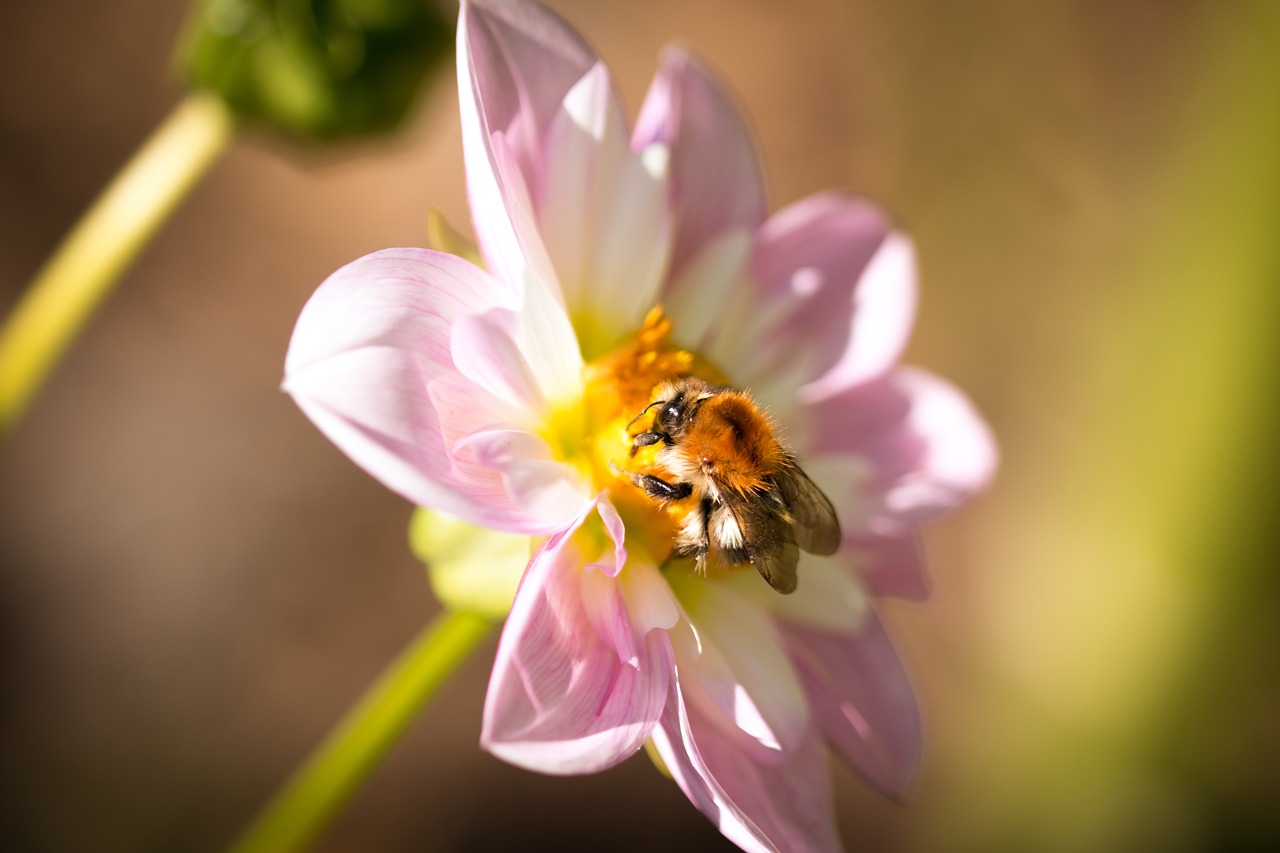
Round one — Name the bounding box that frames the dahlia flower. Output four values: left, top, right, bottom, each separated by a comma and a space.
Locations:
283, 1, 996, 849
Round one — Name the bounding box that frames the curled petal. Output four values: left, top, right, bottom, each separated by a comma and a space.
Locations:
452, 428, 590, 527
799, 367, 997, 536
283, 249, 585, 533
588, 496, 628, 578
285, 249, 504, 378
482, 503, 672, 774
636, 46, 766, 293
781, 611, 922, 801
652, 681, 842, 853
578, 552, 679, 664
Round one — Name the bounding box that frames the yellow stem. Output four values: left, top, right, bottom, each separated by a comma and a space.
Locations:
228, 610, 494, 853
0, 92, 233, 438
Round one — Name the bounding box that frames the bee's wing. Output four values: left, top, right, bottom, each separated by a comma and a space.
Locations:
720, 492, 800, 594
756, 510, 801, 594
775, 461, 842, 556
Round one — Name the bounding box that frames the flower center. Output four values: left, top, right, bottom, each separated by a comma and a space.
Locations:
546, 307, 728, 563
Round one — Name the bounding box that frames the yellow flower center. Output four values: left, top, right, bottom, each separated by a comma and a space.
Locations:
542, 307, 729, 564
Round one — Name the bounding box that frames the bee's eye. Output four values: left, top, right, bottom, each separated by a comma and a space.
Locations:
662, 403, 681, 423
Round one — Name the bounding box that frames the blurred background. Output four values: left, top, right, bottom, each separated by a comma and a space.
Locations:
2, 0, 1278, 850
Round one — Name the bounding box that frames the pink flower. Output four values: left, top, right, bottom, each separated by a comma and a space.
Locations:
283, 1, 996, 849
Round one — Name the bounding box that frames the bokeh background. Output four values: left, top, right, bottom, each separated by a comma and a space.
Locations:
2, 0, 1278, 850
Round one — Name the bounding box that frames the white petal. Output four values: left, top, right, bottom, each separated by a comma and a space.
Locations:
668, 575, 809, 758
512, 266, 585, 409
726, 555, 871, 635
538, 63, 672, 352
664, 229, 753, 352
618, 559, 681, 635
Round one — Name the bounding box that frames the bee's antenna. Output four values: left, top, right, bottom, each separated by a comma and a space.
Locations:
626, 399, 666, 432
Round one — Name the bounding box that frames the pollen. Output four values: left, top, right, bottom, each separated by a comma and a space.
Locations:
571, 307, 728, 560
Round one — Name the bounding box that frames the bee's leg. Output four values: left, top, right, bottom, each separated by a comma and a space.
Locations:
629, 431, 672, 457
693, 497, 711, 574
609, 462, 693, 502
632, 473, 693, 502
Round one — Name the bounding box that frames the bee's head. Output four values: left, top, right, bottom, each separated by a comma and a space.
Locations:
649, 376, 717, 439
654, 395, 691, 436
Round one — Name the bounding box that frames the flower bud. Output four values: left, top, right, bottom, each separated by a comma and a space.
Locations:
175, 0, 451, 141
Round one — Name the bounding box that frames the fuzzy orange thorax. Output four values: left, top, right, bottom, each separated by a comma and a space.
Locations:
681, 391, 784, 495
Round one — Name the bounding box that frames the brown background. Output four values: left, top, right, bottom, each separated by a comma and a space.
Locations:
3, 1, 1278, 851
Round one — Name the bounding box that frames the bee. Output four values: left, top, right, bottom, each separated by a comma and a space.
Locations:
618, 376, 840, 594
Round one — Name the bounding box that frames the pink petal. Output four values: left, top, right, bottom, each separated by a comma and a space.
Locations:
579, 566, 641, 668
636, 47, 766, 297
458, 0, 593, 293
729, 192, 916, 393
851, 534, 931, 601
780, 611, 922, 801
799, 367, 997, 537
649, 690, 765, 853
441, 260, 584, 422
652, 681, 843, 853
460, 0, 595, 180
283, 249, 587, 534
452, 308, 548, 413
482, 503, 673, 774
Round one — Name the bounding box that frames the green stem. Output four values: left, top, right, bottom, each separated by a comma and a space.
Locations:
229, 610, 494, 853
0, 92, 233, 438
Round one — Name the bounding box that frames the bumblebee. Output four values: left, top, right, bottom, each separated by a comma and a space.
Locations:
619, 376, 840, 593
